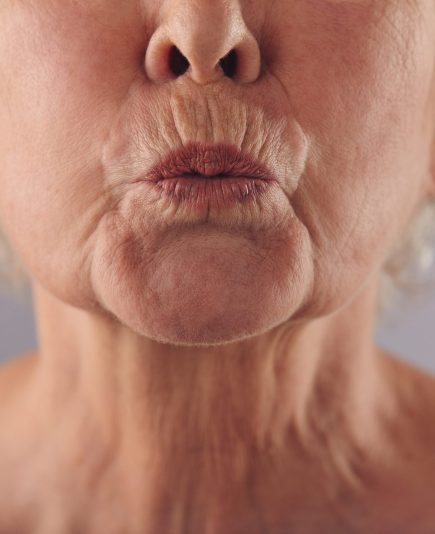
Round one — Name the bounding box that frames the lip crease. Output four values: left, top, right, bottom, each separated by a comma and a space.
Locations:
135, 142, 279, 184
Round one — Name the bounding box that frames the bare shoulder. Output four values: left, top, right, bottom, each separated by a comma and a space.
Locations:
379, 347, 435, 403
364, 349, 435, 532
0, 352, 40, 534
378, 347, 435, 470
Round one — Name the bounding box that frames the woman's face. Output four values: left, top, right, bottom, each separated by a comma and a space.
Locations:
0, 0, 434, 344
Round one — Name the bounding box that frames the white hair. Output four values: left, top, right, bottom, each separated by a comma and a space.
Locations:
378, 196, 435, 317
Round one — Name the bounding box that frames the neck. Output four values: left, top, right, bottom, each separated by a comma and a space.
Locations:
28, 277, 390, 530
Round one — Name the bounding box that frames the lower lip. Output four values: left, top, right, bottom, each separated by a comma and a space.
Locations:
151, 176, 273, 207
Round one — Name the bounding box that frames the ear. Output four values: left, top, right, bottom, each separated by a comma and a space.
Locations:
429, 137, 435, 198
428, 106, 435, 201
428, 148, 435, 197
426, 61, 435, 198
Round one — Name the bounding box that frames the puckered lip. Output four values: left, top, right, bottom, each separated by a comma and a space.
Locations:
134, 141, 279, 184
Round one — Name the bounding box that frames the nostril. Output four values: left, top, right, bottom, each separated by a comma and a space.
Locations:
219, 49, 237, 78
166, 45, 238, 81
168, 46, 189, 76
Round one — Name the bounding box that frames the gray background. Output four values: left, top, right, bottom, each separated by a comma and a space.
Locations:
0, 275, 434, 374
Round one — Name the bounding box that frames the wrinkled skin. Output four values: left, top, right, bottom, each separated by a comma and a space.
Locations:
0, 0, 433, 341
0, 1, 435, 533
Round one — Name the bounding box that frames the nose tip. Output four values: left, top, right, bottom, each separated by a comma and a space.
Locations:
144, 12, 261, 86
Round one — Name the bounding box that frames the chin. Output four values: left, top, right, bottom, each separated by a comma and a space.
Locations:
98, 291, 304, 347
91, 245, 313, 348
88, 207, 318, 346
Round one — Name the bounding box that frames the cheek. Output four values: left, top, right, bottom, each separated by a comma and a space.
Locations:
273, 2, 434, 312
0, 5, 142, 274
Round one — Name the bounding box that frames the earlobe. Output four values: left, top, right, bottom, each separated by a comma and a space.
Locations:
429, 153, 435, 197
428, 131, 435, 197
426, 169, 435, 199
426, 155, 435, 196
426, 65, 435, 197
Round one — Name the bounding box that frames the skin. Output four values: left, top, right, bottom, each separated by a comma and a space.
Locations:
0, 0, 435, 532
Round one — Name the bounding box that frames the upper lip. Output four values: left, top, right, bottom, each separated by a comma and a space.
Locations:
140, 142, 278, 183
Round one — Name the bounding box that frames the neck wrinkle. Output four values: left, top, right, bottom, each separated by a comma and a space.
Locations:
30, 276, 385, 493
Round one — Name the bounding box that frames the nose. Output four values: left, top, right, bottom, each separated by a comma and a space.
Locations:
145, 0, 261, 85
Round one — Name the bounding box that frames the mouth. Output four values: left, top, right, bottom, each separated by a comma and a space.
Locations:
138, 141, 278, 184
131, 142, 278, 208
